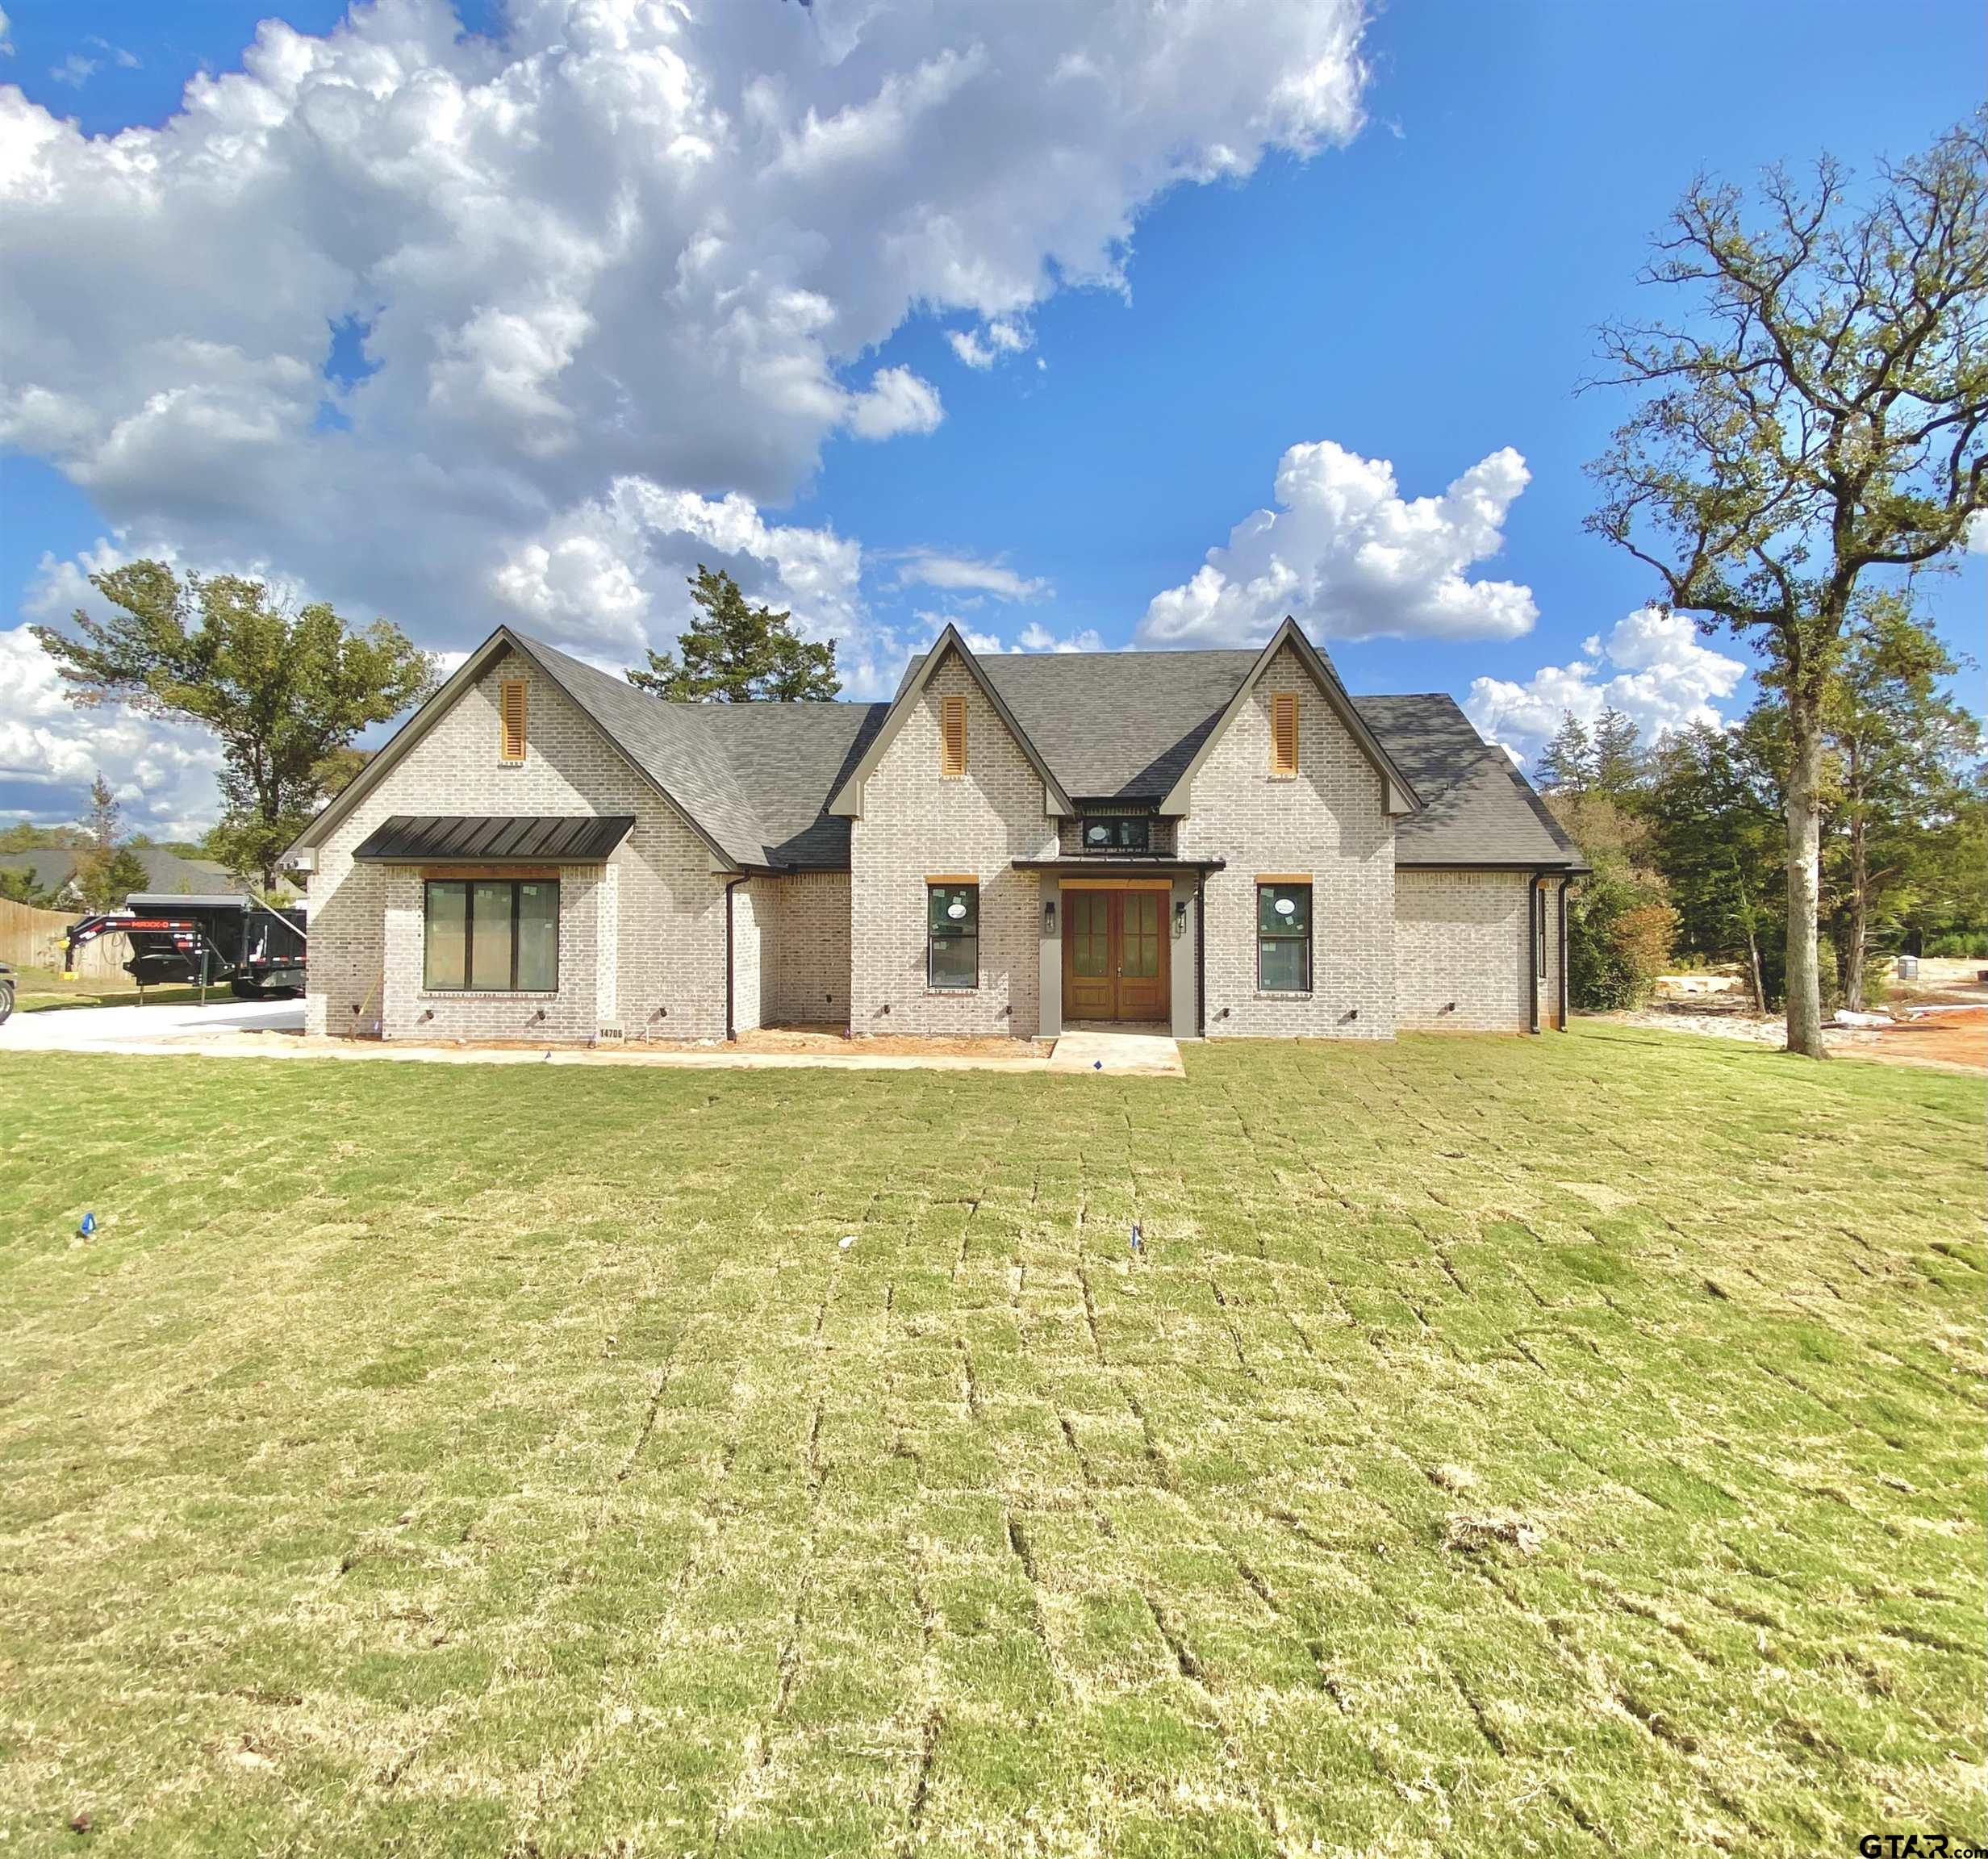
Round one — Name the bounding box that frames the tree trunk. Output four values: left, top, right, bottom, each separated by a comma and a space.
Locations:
1783, 704, 1828, 1058
1843, 812, 1869, 1013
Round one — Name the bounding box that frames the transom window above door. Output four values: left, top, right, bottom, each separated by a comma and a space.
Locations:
1079, 815, 1150, 852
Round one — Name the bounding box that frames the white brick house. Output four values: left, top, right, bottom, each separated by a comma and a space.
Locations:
282, 618, 1583, 1046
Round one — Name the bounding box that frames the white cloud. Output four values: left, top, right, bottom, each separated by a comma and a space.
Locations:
844, 366, 944, 441
1463, 605, 1750, 761
895, 549, 1050, 602
1017, 621, 1104, 654
1966, 511, 1987, 554
1140, 440, 1537, 646
49, 53, 98, 88
948, 317, 1033, 370
913, 612, 1103, 658
488, 474, 888, 683
0, 620, 227, 838
1, 0, 1372, 778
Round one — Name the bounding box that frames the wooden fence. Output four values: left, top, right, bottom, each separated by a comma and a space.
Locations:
0, 897, 127, 981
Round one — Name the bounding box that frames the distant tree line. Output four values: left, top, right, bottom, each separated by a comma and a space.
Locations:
1539, 594, 1985, 1013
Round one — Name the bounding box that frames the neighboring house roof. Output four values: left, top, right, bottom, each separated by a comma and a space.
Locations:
0, 845, 230, 903
282, 620, 1581, 876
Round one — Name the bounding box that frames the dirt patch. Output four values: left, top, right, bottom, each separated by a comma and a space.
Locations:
1848, 1010, 1986, 1075
1600, 1003, 1983, 1076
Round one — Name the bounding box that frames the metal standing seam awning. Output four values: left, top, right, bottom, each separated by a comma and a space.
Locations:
350, 815, 637, 864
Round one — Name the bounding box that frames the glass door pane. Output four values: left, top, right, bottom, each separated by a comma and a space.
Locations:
1121, 892, 1159, 979
1071, 893, 1110, 977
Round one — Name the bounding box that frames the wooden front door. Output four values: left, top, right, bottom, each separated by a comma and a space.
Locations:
1063, 888, 1170, 1023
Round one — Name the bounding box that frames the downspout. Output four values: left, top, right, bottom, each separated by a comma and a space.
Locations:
1556, 879, 1569, 1031
1195, 872, 1207, 1038
1526, 873, 1540, 1036
727, 875, 747, 1042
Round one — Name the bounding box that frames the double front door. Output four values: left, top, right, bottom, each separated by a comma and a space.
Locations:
1063, 888, 1169, 1023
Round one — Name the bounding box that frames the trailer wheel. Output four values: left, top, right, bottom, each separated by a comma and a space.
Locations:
229, 976, 265, 1001
0, 979, 12, 1025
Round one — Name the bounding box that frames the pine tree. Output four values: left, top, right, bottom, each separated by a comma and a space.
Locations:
629, 566, 841, 702
70, 776, 151, 911
1535, 712, 1594, 792
1592, 708, 1644, 800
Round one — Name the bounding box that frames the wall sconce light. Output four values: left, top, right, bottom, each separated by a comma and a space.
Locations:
1043, 896, 1058, 934
1172, 899, 1188, 938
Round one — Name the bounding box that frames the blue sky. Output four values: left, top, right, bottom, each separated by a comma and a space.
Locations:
1, 0, 1982, 833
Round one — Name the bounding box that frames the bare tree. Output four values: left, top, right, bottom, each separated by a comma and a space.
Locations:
1587, 115, 1987, 1055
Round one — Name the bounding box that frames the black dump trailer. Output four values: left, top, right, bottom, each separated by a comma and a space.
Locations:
64, 893, 307, 999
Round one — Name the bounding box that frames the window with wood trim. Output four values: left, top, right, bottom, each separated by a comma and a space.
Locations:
939, 693, 967, 776
1270, 691, 1299, 776
1257, 882, 1312, 992
926, 882, 979, 988
499, 679, 528, 763
424, 879, 558, 992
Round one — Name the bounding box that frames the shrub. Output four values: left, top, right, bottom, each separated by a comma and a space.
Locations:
1568, 867, 1678, 1010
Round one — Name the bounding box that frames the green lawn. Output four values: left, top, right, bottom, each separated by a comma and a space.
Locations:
0, 1029, 1980, 1857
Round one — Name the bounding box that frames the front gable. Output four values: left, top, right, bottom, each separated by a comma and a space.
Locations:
282, 629, 737, 874
828, 626, 1071, 821
1158, 617, 1418, 820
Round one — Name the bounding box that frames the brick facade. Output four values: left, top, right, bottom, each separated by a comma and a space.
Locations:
848, 652, 1059, 1039
302, 640, 1571, 1049
305, 650, 733, 1043
1176, 645, 1396, 1038
754, 871, 854, 1026
1395, 868, 1565, 1033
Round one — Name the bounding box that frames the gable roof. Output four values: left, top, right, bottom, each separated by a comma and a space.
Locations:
1354, 694, 1582, 867
285, 622, 1578, 876
1153, 617, 1420, 816
826, 625, 1074, 819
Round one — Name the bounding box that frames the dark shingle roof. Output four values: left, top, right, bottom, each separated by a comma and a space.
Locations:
1353, 694, 1581, 866
509, 631, 1577, 873
900, 649, 1259, 799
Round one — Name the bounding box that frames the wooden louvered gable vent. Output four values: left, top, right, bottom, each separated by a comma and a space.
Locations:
1270, 692, 1299, 777
940, 693, 967, 776
499, 679, 528, 764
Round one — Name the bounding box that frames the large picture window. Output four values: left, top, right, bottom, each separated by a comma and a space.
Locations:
424, 879, 559, 992
1257, 882, 1312, 992
927, 882, 979, 989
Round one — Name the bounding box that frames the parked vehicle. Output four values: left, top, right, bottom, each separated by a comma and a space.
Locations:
0, 961, 14, 1024
62, 894, 307, 999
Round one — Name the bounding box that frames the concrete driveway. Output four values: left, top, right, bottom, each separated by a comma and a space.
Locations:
3, 997, 307, 1051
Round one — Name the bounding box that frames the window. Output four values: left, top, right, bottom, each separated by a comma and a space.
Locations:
1257, 882, 1312, 992
940, 693, 967, 776
1080, 815, 1151, 853
424, 879, 558, 991
927, 881, 979, 988
1270, 691, 1299, 777
499, 679, 528, 763
1535, 884, 1548, 980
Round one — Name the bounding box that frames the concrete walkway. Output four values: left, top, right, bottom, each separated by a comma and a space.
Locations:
1046, 1027, 1186, 1077
4, 1000, 1184, 1077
